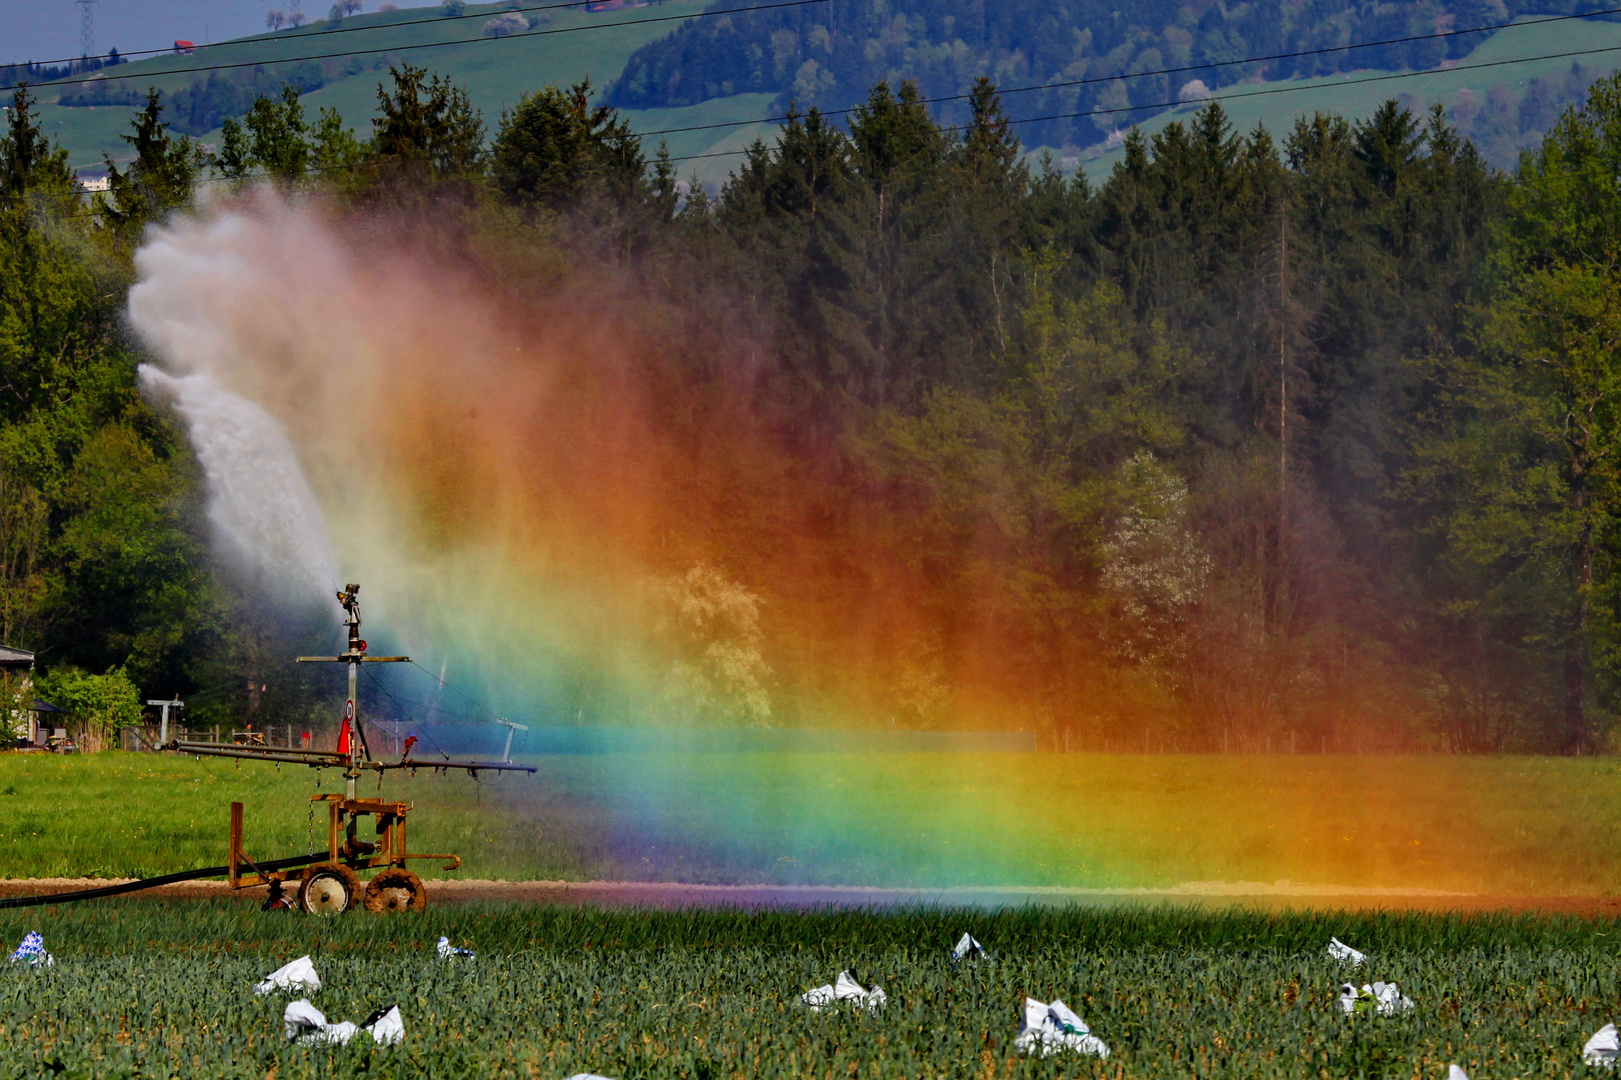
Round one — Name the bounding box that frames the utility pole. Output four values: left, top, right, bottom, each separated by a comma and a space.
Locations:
76, 0, 97, 62
494, 718, 529, 764
146, 697, 183, 745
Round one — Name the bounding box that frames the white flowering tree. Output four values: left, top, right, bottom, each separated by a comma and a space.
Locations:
645, 564, 774, 726
1102, 452, 1210, 671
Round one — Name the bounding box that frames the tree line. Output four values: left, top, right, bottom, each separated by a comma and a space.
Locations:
2, 64, 1618, 751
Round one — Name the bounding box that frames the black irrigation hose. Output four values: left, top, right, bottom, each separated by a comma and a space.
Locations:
0, 852, 331, 910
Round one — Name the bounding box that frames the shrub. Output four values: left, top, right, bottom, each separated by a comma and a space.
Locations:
483, 12, 528, 36
35, 666, 142, 752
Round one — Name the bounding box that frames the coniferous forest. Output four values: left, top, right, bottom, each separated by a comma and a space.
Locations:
4, 65, 1621, 753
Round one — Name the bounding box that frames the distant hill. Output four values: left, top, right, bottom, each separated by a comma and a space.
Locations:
1073, 11, 1621, 178
15, 0, 778, 186
605, 0, 1621, 169
11, 0, 1621, 188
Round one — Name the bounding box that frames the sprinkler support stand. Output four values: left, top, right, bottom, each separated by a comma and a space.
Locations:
160, 581, 534, 913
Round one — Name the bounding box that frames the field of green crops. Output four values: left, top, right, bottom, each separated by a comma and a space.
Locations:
0, 901, 1616, 1078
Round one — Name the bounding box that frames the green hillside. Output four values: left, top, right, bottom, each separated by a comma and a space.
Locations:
23, 0, 1621, 189
29, 0, 767, 182
1068, 13, 1621, 180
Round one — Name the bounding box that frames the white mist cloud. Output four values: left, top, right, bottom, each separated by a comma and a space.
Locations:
129, 199, 344, 604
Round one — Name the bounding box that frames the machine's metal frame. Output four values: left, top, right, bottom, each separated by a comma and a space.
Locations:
163, 583, 535, 914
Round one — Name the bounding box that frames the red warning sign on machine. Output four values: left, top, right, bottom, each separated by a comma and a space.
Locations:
337, 700, 354, 754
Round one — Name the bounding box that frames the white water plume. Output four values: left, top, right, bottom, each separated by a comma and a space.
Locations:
128, 200, 344, 604
138, 366, 339, 602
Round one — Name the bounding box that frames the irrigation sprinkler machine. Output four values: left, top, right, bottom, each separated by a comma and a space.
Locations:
157, 583, 536, 916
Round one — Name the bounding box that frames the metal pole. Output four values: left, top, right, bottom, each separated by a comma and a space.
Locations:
77, 0, 97, 61
228, 801, 243, 889
347, 656, 358, 802
147, 699, 182, 746
494, 719, 528, 764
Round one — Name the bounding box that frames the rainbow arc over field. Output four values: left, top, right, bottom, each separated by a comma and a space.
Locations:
122, 196, 1603, 895
129, 194, 1027, 736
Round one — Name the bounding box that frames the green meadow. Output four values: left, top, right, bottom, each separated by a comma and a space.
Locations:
27, 0, 775, 187
0, 751, 1616, 894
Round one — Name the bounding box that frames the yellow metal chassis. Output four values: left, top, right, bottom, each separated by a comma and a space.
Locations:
226, 797, 461, 892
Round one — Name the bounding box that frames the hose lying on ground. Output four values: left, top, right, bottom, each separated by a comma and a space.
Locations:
0, 852, 331, 909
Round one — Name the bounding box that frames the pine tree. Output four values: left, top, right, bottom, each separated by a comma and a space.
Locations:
104, 89, 203, 233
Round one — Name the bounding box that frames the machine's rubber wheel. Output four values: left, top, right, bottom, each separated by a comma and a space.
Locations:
299, 863, 361, 916
363, 868, 427, 913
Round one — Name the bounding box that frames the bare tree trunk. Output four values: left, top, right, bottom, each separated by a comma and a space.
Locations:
0, 469, 46, 647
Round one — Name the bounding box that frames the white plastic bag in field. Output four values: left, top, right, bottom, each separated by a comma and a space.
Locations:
1448, 1066, 1470, 1080
360, 1004, 405, 1046
8, 931, 52, 968
563, 1074, 618, 1079
1338, 981, 1413, 1016
284, 999, 401, 1046
284, 999, 338, 1043
1328, 937, 1367, 965
311, 1021, 359, 1046
437, 936, 475, 960
802, 970, 886, 1012
1371, 981, 1412, 1015
255, 955, 321, 995
1584, 1023, 1619, 1067
952, 933, 989, 962
1014, 997, 1110, 1058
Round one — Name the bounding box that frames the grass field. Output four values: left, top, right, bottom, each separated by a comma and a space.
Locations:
0, 901, 1616, 1078
2, 751, 1619, 894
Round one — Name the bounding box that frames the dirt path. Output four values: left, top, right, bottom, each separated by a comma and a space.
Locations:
0, 877, 1619, 915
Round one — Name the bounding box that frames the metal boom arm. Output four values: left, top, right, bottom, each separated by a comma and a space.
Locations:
166, 583, 537, 777
162, 740, 537, 775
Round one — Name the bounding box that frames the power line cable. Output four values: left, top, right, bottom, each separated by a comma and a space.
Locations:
174, 25, 1617, 173
360, 665, 456, 760
354, 673, 500, 726
19, 0, 1621, 107
22, 0, 831, 91
1001, 39, 1621, 138
404, 658, 506, 721
23, 2, 1620, 138
652, 37, 1621, 164
15, 0, 718, 70
41, 5, 1619, 171
178, 677, 244, 703
630, 5, 1621, 142
42, 31, 1621, 188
